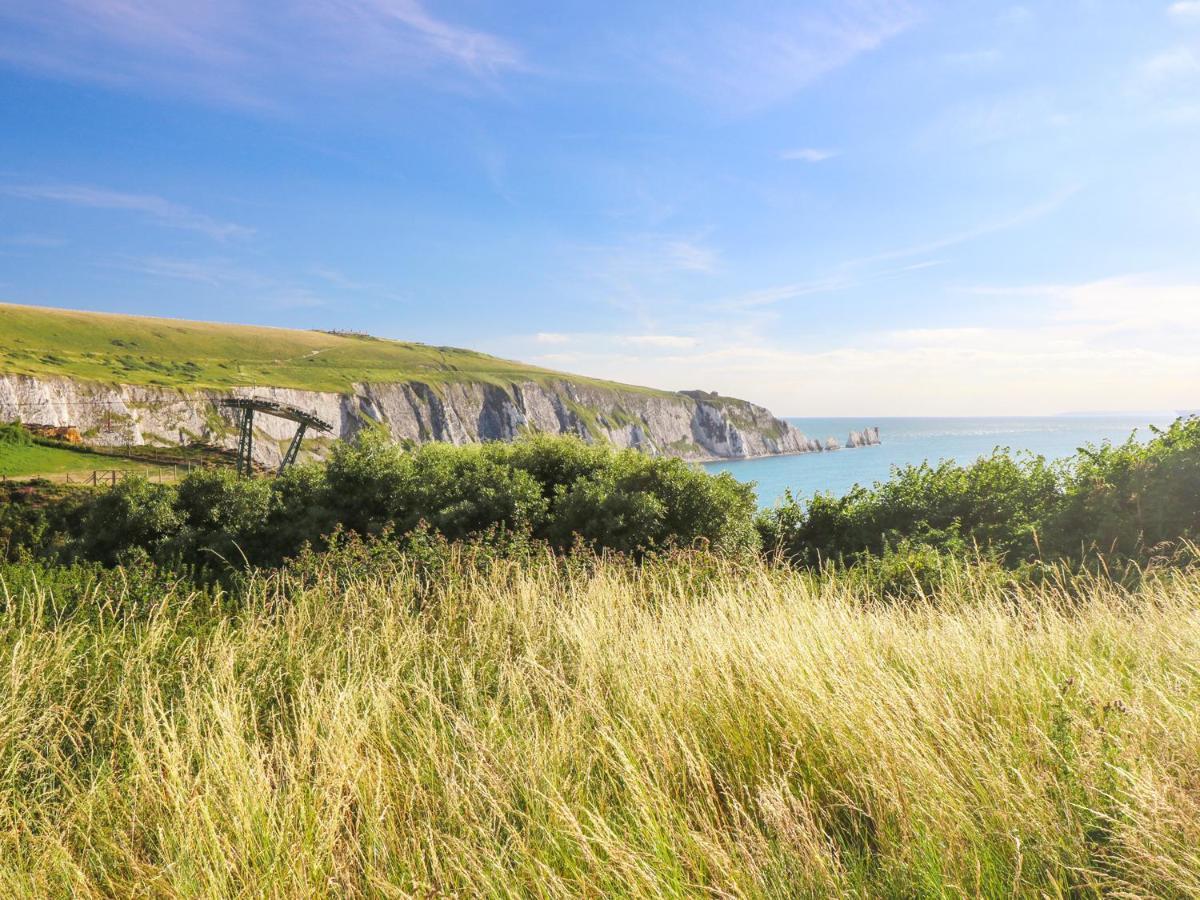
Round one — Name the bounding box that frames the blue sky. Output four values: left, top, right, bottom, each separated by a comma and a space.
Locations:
1, 0, 1198, 415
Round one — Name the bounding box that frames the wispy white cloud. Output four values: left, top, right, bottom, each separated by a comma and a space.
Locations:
518, 298, 1198, 416
1, 182, 252, 240
719, 189, 1071, 311
111, 254, 407, 313
849, 188, 1077, 268
779, 147, 837, 163
526, 331, 699, 355
1168, 2, 1200, 24
0, 0, 525, 108
311, 266, 371, 291
568, 232, 721, 324
1140, 47, 1200, 86
721, 275, 861, 309
623, 334, 697, 349
884, 326, 991, 346
718, 260, 945, 311
973, 276, 1200, 332
642, 0, 918, 111
491, 272, 1200, 415
662, 239, 718, 273
943, 48, 1002, 67
113, 255, 270, 286
920, 90, 1072, 149
3, 233, 66, 248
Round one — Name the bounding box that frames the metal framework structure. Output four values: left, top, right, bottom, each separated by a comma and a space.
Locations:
219, 398, 333, 476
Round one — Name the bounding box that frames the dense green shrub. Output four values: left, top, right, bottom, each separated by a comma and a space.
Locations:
760, 417, 1200, 568
1051, 418, 1200, 559
321, 434, 548, 541
499, 434, 612, 500
167, 468, 274, 565
4, 419, 1197, 572
256, 463, 337, 564
0, 421, 32, 446
389, 442, 548, 540
41, 433, 760, 567
549, 451, 758, 555
0, 482, 87, 562
76, 478, 181, 565
759, 451, 1061, 565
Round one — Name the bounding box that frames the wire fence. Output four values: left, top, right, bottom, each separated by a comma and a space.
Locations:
2, 434, 235, 485
1, 466, 188, 486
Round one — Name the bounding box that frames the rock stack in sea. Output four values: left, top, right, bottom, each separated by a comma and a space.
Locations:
847, 426, 881, 448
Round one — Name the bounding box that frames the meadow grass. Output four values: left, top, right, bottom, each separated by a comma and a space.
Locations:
0, 550, 1197, 897
0, 441, 171, 478
0, 302, 673, 397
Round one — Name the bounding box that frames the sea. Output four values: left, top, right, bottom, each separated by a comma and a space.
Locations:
702, 415, 1183, 508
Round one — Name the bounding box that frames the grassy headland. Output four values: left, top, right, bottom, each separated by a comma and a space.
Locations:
0, 302, 673, 396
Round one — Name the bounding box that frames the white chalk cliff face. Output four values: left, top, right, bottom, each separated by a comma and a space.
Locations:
0, 374, 855, 467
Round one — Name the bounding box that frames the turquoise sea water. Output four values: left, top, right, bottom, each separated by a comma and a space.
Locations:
702, 415, 1181, 508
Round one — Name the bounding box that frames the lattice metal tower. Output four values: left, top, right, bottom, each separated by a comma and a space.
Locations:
219, 398, 333, 476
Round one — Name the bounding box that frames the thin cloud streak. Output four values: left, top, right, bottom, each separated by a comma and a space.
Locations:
1168, 2, 1200, 23
644, 0, 919, 111
720, 260, 945, 310
0, 0, 526, 108
624, 334, 697, 349
779, 148, 838, 162
846, 187, 1078, 268
722, 188, 1075, 311
1, 182, 252, 241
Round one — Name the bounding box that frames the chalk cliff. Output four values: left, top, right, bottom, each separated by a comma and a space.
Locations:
1, 374, 845, 468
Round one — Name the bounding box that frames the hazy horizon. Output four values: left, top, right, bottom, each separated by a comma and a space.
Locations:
2, 1, 1198, 415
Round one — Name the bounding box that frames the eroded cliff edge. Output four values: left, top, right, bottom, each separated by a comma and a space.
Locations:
1, 373, 844, 467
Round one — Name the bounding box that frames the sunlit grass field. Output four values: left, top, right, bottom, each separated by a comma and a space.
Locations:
0, 441, 169, 479
0, 549, 1197, 896
0, 302, 671, 396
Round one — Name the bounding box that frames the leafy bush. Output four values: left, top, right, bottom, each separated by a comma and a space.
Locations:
75, 478, 181, 565
760, 417, 1200, 569
760, 450, 1061, 566
49, 433, 760, 567
0, 482, 86, 562
390, 442, 548, 540
9, 419, 1198, 572
549, 451, 758, 555
1052, 417, 1200, 559
0, 422, 32, 446
499, 434, 612, 499
167, 468, 274, 565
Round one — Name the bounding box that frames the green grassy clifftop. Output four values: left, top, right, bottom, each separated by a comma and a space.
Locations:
0, 302, 672, 397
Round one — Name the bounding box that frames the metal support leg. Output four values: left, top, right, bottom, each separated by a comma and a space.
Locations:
279, 423, 307, 474
237, 407, 254, 477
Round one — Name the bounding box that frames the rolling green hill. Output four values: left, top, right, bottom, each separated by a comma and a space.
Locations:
0, 302, 670, 396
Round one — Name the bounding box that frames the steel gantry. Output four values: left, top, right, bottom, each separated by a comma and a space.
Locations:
219, 398, 333, 476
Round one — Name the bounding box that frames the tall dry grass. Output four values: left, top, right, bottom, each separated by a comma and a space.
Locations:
0, 550, 1198, 897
